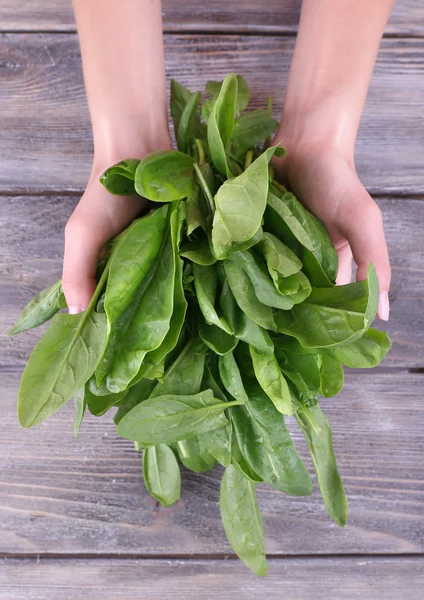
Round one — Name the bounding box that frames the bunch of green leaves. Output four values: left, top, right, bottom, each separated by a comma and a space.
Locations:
11, 73, 391, 577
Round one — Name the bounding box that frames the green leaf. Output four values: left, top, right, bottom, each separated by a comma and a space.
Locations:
150, 338, 207, 397
218, 352, 249, 403
135, 151, 194, 202
249, 346, 292, 415
212, 147, 278, 259
325, 328, 391, 368
273, 272, 311, 305
220, 465, 268, 577
201, 98, 214, 125
186, 183, 208, 235
99, 206, 179, 391
319, 355, 344, 397
143, 444, 181, 506
170, 79, 193, 133
296, 401, 348, 526
219, 280, 274, 354
199, 322, 238, 355
266, 188, 338, 286
231, 109, 279, 157
231, 435, 263, 483
100, 159, 140, 196
274, 327, 391, 369
9, 279, 65, 335
177, 436, 217, 472
202, 354, 228, 402
113, 378, 156, 425
206, 74, 250, 115
180, 238, 216, 265
73, 387, 86, 440
129, 213, 188, 387
223, 259, 276, 331
274, 343, 321, 399
101, 206, 168, 337
117, 390, 241, 445
145, 360, 165, 381
202, 422, 232, 467
230, 376, 312, 496
193, 264, 232, 333
85, 380, 127, 416
176, 91, 203, 154
259, 232, 302, 278
274, 264, 379, 348
207, 73, 238, 178
228, 250, 297, 310
266, 190, 313, 251
18, 311, 107, 428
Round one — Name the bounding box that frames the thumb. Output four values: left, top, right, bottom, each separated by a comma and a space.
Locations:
62, 211, 106, 313
340, 195, 391, 321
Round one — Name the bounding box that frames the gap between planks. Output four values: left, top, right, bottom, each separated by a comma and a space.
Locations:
1, 27, 424, 39
0, 365, 420, 375
2, 191, 424, 200
1, 552, 423, 561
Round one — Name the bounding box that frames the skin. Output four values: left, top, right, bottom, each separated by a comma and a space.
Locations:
64, 0, 172, 313
64, 0, 393, 320
273, 0, 394, 320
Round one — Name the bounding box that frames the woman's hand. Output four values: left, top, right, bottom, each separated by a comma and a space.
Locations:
64, 0, 170, 312
62, 142, 172, 313
272, 0, 395, 320
273, 132, 390, 320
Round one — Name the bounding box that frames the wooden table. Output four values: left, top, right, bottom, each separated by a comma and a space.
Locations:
0, 1, 423, 597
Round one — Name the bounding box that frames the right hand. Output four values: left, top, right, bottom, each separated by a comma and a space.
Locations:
62, 140, 173, 313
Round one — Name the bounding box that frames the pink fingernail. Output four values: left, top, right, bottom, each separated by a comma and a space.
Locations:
378, 292, 390, 321
68, 306, 84, 315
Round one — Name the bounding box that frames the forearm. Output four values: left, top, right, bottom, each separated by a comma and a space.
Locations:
73, 0, 171, 167
282, 0, 395, 156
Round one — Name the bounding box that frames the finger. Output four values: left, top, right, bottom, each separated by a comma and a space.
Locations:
62, 212, 106, 313
340, 196, 391, 321
335, 242, 353, 286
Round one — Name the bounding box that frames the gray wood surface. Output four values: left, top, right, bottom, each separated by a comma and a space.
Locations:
0, 557, 423, 599
1, 196, 422, 369
1, 34, 424, 194
1, 370, 423, 556
1, 2, 423, 589
1, 0, 423, 36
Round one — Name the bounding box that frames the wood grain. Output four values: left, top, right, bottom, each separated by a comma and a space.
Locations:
1, 34, 424, 194
1, 0, 423, 36
1, 195, 422, 369
0, 557, 423, 599
1, 370, 423, 556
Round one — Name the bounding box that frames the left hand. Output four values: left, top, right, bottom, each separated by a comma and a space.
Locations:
272, 133, 391, 321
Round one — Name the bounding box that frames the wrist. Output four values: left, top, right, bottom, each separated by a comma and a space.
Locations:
278, 95, 357, 164
92, 110, 172, 171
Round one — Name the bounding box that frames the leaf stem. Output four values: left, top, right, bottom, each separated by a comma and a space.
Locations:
194, 162, 215, 215
223, 400, 246, 408
271, 180, 287, 196
264, 96, 274, 149
267, 96, 273, 118
244, 150, 254, 170
194, 139, 205, 166
89, 259, 111, 313
297, 406, 320, 436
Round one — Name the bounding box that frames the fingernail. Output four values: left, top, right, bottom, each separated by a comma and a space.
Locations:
378, 292, 390, 321
68, 306, 84, 315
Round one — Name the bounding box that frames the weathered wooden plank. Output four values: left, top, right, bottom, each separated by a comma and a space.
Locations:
1, 196, 422, 369
0, 557, 423, 599
1, 34, 424, 194
1, 370, 423, 556
0, 0, 423, 36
